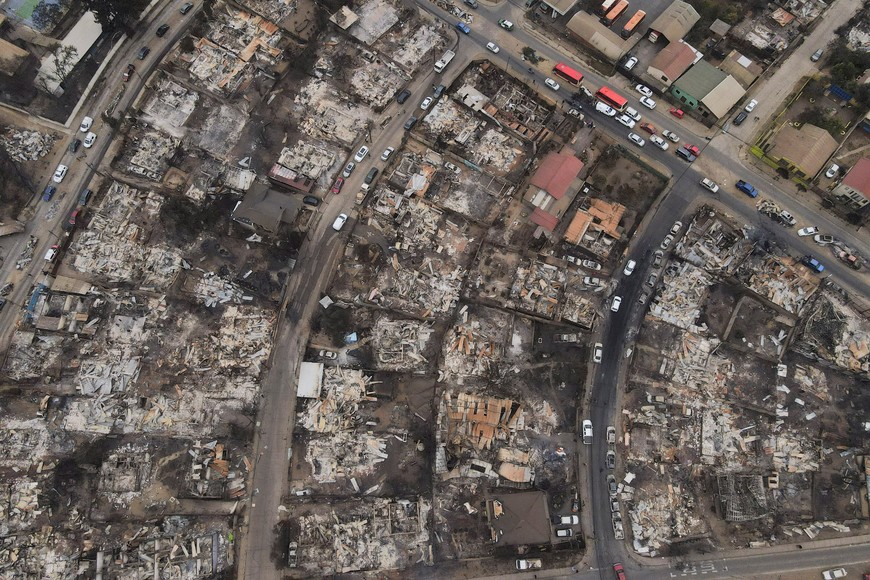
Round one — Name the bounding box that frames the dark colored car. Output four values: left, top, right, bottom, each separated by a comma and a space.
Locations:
42, 185, 57, 201
433, 84, 446, 98
735, 180, 758, 197
404, 116, 418, 130
64, 208, 81, 231
302, 195, 320, 207
331, 177, 344, 194
180, 2, 194, 13
123, 63, 135, 82
396, 89, 411, 104
137, 46, 151, 59
733, 111, 748, 125
68, 138, 81, 153
675, 146, 696, 162
156, 24, 170, 37
78, 188, 93, 206
800, 255, 825, 273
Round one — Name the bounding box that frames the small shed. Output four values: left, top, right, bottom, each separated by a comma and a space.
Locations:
297, 362, 324, 398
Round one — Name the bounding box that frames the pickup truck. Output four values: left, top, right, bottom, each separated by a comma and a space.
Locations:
516, 559, 542, 570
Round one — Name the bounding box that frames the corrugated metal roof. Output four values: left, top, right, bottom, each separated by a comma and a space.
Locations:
769, 124, 838, 177
649, 41, 698, 84
842, 158, 870, 196
530, 208, 560, 232
701, 75, 745, 118
528, 152, 584, 200
673, 60, 727, 100
648, 0, 700, 42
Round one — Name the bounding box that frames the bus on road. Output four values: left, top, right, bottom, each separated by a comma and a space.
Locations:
552, 63, 584, 85
600, 0, 628, 26
595, 86, 628, 111
621, 10, 646, 38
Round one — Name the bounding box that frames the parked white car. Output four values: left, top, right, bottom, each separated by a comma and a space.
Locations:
627, 132, 645, 147
595, 102, 616, 116
332, 213, 348, 231
662, 129, 679, 142
83, 132, 97, 148
353, 146, 369, 162
486, 42, 500, 53
744, 99, 758, 112
700, 178, 719, 193
624, 106, 641, 122
825, 164, 840, 178
593, 343, 603, 363
617, 114, 635, 128
582, 419, 593, 444
611, 295, 622, 312
52, 164, 68, 183
639, 96, 656, 109
420, 96, 433, 110
79, 116, 94, 132
544, 77, 560, 91
797, 226, 819, 236
635, 84, 652, 97
650, 135, 668, 150
623, 259, 636, 276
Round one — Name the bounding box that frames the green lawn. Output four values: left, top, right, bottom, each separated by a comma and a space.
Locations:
15, 0, 41, 20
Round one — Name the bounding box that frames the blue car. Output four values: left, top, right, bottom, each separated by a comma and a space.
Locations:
735, 180, 758, 198
800, 256, 824, 273
456, 21, 471, 34
42, 185, 57, 201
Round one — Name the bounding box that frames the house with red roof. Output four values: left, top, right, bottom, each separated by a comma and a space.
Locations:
523, 151, 584, 234
833, 157, 870, 211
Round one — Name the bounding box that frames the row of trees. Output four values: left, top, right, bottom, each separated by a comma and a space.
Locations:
824, 40, 870, 111
32, 0, 151, 34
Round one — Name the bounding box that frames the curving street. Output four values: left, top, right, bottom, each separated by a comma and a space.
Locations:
0, 0, 865, 577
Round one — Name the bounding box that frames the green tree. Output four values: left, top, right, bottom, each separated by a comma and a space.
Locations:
81, 0, 150, 31
32, 1, 64, 32
37, 45, 79, 94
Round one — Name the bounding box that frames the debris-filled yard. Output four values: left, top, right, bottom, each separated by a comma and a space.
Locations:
617, 207, 870, 557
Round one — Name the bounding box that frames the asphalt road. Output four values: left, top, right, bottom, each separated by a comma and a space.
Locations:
441, 1, 870, 578
0, 0, 201, 352
236, 32, 455, 579
0, 0, 865, 578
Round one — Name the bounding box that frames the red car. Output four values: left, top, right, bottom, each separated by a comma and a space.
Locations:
613, 563, 626, 580
639, 122, 656, 134
331, 177, 344, 194
669, 107, 684, 119
64, 209, 80, 231
123, 63, 135, 82
684, 144, 700, 156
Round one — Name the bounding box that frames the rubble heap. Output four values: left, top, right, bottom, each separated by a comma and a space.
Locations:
188, 440, 247, 499
795, 294, 870, 377
628, 473, 707, 555
0, 128, 57, 162
740, 255, 819, 315
298, 367, 375, 433
70, 183, 181, 288
509, 259, 566, 319
292, 499, 432, 575
441, 305, 509, 377
678, 213, 753, 274
649, 262, 712, 331
370, 317, 435, 371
